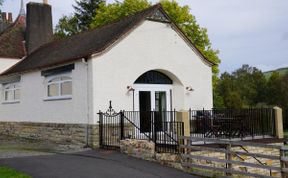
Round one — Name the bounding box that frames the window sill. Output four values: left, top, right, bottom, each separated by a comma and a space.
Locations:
2, 101, 20, 105
43, 96, 72, 101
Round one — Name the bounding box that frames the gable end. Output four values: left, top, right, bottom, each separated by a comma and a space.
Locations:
146, 9, 170, 23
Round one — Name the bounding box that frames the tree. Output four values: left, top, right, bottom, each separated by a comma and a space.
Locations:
232, 65, 267, 106
214, 65, 267, 108
0, 0, 3, 13
265, 72, 288, 128
90, 0, 150, 28
74, 0, 105, 31
55, 0, 105, 37
215, 72, 244, 108
55, 15, 79, 37
266, 72, 280, 105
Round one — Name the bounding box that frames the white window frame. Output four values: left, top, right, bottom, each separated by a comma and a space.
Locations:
2, 82, 21, 104
44, 73, 72, 101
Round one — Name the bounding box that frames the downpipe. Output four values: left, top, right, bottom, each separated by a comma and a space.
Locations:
82, 58, 90, 148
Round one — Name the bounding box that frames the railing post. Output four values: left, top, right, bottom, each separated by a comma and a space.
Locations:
120, 111, 124, 140
203, 108, 206, 140
225, 143, 232, 176
99, 111, 103, 147
261, 107, 265, 138
153, 111, 157, 143
280, 146, 288, 178
274, 106, 284, 139
251, 108, 254, 139
176, 110, 190, 137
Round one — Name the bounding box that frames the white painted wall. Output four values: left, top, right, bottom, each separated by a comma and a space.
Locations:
0, 61, 89, 124
0, 58, 20, 74
0, 20, 213, 125
91, 20, 213, 123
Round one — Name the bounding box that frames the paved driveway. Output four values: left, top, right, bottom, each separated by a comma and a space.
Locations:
0, 150, 199, 178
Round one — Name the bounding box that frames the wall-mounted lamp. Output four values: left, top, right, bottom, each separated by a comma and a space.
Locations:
186, 86, 194, 92
127, 86, 135, 91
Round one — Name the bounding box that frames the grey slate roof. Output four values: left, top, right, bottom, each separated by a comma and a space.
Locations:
1, 4, 214, 76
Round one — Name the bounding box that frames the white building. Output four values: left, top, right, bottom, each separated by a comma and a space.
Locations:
0, 2, 214, 147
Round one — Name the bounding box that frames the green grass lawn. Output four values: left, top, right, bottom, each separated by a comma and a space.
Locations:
0, 167, 31, 178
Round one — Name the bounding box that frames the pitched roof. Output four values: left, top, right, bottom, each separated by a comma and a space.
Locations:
0, 14, 26, 59
1, 4, 214, 76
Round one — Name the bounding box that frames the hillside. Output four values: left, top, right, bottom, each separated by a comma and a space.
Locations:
264, 67, 288, 78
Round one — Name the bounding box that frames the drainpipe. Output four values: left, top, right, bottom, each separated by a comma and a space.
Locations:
82, 58, 90, 148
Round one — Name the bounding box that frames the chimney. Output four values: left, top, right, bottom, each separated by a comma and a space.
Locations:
1, 12, 7, 22
8, 13, 13, 23
26, 2, 53, 55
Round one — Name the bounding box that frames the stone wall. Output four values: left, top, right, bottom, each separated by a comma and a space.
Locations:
0, 122, 99, 149
120, 139, 155, 160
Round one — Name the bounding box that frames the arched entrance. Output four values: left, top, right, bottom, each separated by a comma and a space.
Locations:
133, 70, 173, 132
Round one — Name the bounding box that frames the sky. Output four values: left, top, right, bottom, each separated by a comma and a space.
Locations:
2, 0, 288, 74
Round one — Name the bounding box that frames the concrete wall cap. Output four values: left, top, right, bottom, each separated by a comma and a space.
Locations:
273, 106, 282, 110
178, 110, 189, 112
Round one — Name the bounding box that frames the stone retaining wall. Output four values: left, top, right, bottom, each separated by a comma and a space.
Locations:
120, 139, 155, 160
0, 122, 99, 148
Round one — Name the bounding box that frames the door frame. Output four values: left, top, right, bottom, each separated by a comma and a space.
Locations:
134, 84, 172, 111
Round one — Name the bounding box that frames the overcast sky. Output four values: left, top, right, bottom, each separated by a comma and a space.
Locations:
2, 0, 288, 74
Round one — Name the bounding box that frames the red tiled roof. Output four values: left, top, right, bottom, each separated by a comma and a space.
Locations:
0, 14, 26, 59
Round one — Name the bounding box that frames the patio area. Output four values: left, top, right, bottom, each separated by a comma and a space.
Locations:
189, 108, 276, 140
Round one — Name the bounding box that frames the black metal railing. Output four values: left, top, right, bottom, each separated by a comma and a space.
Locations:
284, 108, 288, 130
123, 111, 183, 153
99, 109, 184, 153
189, 108, 275, 140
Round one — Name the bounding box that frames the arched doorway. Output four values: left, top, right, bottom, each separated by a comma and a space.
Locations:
134, 70, 173, 132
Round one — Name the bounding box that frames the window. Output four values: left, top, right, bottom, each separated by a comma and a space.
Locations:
46, 76, 72, 100
3, 83, 20, 103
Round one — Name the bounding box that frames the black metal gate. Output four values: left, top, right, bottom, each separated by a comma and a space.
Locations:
98, 101, 184, 152
98, 102, 124, 149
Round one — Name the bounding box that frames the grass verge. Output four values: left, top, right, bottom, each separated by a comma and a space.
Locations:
0, 166, 31, 178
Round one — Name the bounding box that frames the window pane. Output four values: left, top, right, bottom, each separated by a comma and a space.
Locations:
61, 81, 72, 96
61, 76, 71, 81
5, 90, 13, 101
14, 89, 20, 100
50, 78, 60, 82
48, 83, 59, 97
5, 86, 12, 90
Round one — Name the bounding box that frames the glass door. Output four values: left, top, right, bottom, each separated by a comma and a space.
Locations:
154, 91, 167, 131
134, 84, 172, 133
139, 91, 151, 133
